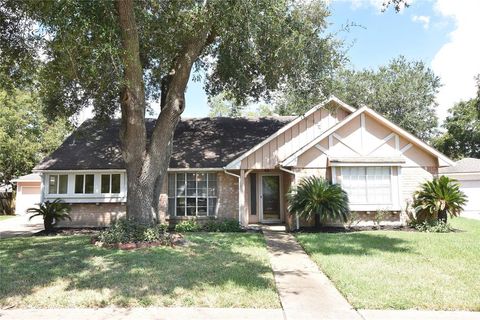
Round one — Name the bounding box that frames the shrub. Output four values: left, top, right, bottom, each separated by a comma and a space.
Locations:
27, 199, 71, 232
412, 220, 453, 233
287, 176, 350, 228
203, 218, 242, 232
98, 219, 168, 244
413, 176, 467, 223
174, 220, 201, 232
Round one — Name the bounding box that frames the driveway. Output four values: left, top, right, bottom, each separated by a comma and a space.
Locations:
0, 214, 43, 239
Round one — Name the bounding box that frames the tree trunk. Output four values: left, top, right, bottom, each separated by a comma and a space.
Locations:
115, 0, 214, 224
315, 214, 320, 229
44, 217, 54, 232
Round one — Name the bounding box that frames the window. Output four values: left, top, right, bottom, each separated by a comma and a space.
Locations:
168, 172, 217, 216
75, 174, 94, 194
340, 167, 391, 204
101, 174, 121, 194
48, 175, 68, 194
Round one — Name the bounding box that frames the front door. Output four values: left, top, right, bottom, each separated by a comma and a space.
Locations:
260, 175, 281, 223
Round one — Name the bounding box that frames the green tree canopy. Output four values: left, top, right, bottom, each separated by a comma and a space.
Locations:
433, 98, 480, 159
276, 56, 441, 141
0, 90, 71, 182
0, 0, 344, 223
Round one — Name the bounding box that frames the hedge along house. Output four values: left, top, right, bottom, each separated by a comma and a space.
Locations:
34, 97, 454, 229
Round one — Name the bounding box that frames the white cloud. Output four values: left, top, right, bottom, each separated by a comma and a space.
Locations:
411, 15, 430, 29
431, 0, 480, 122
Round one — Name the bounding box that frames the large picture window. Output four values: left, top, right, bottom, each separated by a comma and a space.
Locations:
48, 174, 68, 194
340, 167, 391, 205
168, 172, 217, 216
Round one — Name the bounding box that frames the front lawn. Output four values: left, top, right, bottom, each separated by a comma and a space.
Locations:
296, 218, 480, 311
0, 233, 279, 308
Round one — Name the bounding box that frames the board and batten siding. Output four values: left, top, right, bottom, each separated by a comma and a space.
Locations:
240, 106, 349, 169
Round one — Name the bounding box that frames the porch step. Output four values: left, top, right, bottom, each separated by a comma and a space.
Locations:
247, 224, 286, 232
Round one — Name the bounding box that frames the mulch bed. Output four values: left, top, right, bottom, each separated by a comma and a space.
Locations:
296, 225, 417, 233
91, 233, 187, 250
34, 227, 105, 237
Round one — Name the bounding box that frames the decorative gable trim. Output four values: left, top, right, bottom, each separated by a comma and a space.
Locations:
224, 96, 356, 169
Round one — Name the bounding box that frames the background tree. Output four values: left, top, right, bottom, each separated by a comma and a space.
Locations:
0, 90, 70, 183
277, 56, 440, 141
208, 92, 243, 117
0, 0, 343, 224
432, 98, 480, 159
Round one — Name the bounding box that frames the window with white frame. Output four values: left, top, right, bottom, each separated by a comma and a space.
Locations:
340, 167, 391, 205
75, 174, 94, 194
168, 172, 217, 216
48, 174, 68, 194
101, 174, 121, 194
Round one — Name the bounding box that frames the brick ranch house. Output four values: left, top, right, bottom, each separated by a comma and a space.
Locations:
33, 97, 454, 230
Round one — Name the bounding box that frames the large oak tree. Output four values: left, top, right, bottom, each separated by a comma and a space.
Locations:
0, 0, 343, 223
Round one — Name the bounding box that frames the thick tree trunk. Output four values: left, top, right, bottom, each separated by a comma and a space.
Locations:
115, 0, 214, 224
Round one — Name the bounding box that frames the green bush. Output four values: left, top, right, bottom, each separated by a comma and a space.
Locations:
99, 219, 169, 244
411, 220, 453, 233
203, 218, 242, 232
174, 220, 201, 232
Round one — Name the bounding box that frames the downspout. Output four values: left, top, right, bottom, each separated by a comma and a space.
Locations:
224, 169, 242, 225
279, 165, 299, 231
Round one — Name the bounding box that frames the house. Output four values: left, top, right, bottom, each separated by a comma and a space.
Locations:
33, 97, 454, 229
440, 158, 480, 217
11, 173, 42, 215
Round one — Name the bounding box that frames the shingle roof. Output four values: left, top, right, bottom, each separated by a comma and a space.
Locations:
35, 117, 295, 171
439, 158, 480, 174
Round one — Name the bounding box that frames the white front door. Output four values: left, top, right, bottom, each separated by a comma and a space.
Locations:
259, 174, 282, 223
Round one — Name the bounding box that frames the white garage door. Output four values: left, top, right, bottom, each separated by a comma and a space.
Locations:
459, 180, 480, 213
16, 186, 41, 215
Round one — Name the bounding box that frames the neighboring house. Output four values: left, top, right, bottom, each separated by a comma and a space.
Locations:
11, 173, 42, 215
33, 97, 454, 229
440, 158, 480, 216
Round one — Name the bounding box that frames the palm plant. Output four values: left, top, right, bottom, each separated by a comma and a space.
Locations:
27, 199, 71, 232
413, 176, 467, 223
287, 176, 350, 228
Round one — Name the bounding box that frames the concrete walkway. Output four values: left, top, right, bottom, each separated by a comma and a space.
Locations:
0, 307, 284, 320
262, 227, 362, 320
0, 214, 43, 239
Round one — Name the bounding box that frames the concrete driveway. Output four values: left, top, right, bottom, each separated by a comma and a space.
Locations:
0, 214, 43, 239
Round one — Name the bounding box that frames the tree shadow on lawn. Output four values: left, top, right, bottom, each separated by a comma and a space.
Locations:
298, 232, 415, 256
0, 233, 276, 307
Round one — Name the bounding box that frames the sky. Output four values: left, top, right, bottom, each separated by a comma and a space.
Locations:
77, 0, 480, 125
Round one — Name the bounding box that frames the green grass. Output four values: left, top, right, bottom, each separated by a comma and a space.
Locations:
0, 233, 279, 309
296, 218, 480, 311
0, 215, 15, 221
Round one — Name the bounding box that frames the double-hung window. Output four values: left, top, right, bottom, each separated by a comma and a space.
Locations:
48, 174, 68, 194
75, 174, 94, 194
101, 174, 121, 194
168, 172, 217, 216
340, 167, 391, 205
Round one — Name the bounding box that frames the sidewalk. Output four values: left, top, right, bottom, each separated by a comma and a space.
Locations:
0, 214, 43, 239
262, 227, 362, 320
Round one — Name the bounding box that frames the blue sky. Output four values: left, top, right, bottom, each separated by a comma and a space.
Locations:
179, 0, 479, 123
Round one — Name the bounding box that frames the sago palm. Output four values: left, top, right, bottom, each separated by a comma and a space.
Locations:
413, 176, 467, 223
28, 199, 72, 232
287, 176, 350, 228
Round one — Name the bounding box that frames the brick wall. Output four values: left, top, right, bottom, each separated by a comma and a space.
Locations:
58, 203, 126, 227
